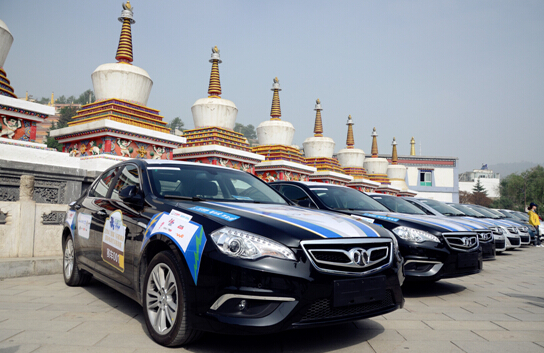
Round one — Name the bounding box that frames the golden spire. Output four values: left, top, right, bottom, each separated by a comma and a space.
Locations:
25, 91, 28, 101
270, 77, 282, 120
346, 115, 354, 149
313, 99, 323, 137
49, 92, 54, 106
391, 137, 398, 164
371, 127, 378, 157
410, 137, 416, 156
208, 46, 222, 98
115, 1, 135, 64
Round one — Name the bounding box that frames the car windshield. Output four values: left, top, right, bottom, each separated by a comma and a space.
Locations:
371, 195, 427, 215
465, 205, 500, 219
514, 212, 529, 221
308, 185, 389, 211
448, 203, 485, 217
146, 164, 287, 204
417, 199, 466, 216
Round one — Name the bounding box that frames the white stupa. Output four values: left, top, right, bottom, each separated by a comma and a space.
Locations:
91, 2, 152, 106
191, 46, 238, 129
386, 137, 409, 190
252, 78, 315, 182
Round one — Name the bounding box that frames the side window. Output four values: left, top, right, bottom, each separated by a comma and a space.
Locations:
280, 185, 314, 207
111, 164, 140, 200
88, 168, 118, 198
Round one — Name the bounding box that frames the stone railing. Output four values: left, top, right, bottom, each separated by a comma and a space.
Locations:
0, 175, 70, 278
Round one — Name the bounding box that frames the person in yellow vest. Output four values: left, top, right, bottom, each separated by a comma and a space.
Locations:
528, 202, 541, 247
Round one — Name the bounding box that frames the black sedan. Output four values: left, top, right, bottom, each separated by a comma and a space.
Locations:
62, 159, 404, 346
271, 181, 483, 282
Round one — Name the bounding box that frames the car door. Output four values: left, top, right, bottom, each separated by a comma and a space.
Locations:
108, 163, 148, 291
74, 166, 120, 270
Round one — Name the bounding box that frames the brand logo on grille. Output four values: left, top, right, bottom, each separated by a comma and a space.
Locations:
348, 248, 370, 266
461, 237, 476, 247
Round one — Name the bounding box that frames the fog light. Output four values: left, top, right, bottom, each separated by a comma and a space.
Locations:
238, 300, 247, 311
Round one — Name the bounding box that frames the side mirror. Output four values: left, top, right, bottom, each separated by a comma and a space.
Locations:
119, 185, 143, 206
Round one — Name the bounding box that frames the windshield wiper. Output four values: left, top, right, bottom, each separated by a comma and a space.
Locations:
163, 195, 205, 201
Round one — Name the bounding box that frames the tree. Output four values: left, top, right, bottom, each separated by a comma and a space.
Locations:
234, 123, 257, 140
470, 179, 492, 206
493, 165, 544, 216
459, 190, 471, 204
168, 117, 185, 133
45, 105, 78, 150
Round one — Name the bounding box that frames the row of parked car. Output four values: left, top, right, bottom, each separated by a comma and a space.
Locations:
61, 159, 537, 347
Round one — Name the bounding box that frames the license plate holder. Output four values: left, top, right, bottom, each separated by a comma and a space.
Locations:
333, 276, 386, 307
457, 252, 478, 268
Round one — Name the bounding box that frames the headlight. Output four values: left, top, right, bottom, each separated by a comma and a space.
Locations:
519, 226, 528, 233
388, 230, 402, 261
211, 227, 296, 261
392, 226, 440, 243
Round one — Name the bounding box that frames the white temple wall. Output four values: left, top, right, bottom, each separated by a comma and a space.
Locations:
459, 178, 500, 198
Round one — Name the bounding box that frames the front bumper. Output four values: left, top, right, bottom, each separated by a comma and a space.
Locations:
400, 233, 482, 282
187, 244, 404, 335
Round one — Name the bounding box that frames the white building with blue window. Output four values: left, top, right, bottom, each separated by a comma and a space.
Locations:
379, 154, 460, 202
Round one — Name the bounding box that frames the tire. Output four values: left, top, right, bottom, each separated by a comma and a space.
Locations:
63, 236, 92, 286
142, 251, 202, 347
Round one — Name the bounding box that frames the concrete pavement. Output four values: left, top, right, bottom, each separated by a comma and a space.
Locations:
0, 247, 543, 352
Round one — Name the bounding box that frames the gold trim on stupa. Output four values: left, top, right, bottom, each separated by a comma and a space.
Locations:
208, 46, 222, 98
371, 127, 378, 157
0, 68, 17, 98
270, 77, 281, 120
313, 99, 323, 137
410, 136, 416, 156
391, 137, 398, 165
115, 2, 135, 64
346, 115, 354, 149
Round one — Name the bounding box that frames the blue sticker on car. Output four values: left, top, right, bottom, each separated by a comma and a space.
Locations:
362, 213, 400, 222
142, 212, 207, 285
188, 206, 240, 222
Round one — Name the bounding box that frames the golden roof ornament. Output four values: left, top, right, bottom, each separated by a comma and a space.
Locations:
115, 1, 135, 64
208, 46, 222, 98
391, 137, 398, 164
371, 127, 378, 157
313, 98, 323, 137
410, 136, 416, 156
270, 77, 282, 120
346, 115, 354, 148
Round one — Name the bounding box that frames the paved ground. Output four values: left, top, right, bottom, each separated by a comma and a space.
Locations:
0, 247, 543, 353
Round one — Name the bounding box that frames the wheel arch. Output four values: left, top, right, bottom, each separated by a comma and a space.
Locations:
138, 234, 189, 303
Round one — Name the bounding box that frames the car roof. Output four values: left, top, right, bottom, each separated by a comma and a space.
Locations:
131, 159, 236, 172
273, 181, 348, 188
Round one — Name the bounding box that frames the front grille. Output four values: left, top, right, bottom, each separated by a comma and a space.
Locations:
495, 239, 506, 249
507, 227, 518, 234
476, 230, 493, 243
300, 290, 394, 322
301, 238, 392, 276
508, 237, 521, 246
520, 235, 530, 242
442, 232, 479, 252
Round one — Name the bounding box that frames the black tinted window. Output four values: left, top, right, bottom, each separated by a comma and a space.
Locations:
111, 164, 140, 200
88, 168, 118, 198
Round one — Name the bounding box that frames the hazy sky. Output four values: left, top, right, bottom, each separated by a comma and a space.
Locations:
1, 1, 543, 172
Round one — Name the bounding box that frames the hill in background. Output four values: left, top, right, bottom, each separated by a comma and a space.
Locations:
488, 162, 542, 178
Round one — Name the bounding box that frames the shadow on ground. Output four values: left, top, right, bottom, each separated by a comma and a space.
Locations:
401, 280, 466, 298
80, 278, 384, 352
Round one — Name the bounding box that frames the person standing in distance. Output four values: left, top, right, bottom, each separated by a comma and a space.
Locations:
528, 202, 541, 247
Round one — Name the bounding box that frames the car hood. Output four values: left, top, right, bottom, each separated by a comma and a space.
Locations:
165, 201, 392, 248
345, 210, 477, 233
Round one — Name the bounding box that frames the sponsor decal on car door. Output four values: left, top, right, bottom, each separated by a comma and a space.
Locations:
102, 210, 126, 272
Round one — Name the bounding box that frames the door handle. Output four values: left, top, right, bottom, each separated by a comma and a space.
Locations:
97, 210, 107, 217
74, 204, 81, 210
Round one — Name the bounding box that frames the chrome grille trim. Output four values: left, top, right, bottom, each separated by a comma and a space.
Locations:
476, 230, 493, 243
300, 238, 393, 276
441, 232, 479, 252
